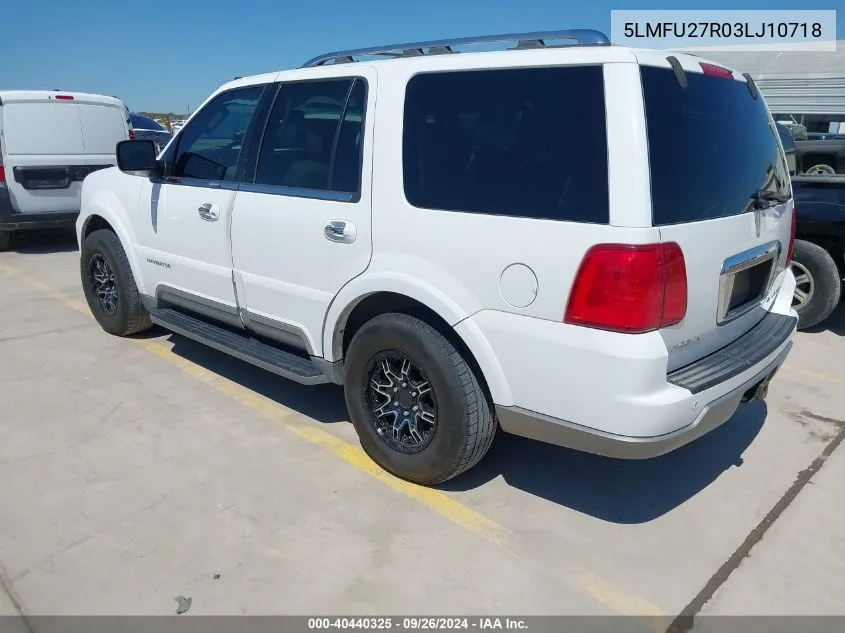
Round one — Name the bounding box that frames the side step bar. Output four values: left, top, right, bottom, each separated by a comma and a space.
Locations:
149, 308, 329, 385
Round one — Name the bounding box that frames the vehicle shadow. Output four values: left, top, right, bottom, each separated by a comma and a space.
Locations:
803, 301, 845, 336
5, 229, 78, 254
438, 400, 767, 524
163, 331, 766, 523
166, 335, 349, 424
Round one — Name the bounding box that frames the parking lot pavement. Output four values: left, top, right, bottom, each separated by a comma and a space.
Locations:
700, 439, 845, 617
1, 231, 845, 624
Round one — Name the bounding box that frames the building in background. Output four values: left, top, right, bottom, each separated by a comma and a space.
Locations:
677, 42, 845, 133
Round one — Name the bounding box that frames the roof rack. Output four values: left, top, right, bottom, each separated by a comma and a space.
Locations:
300, 29, 610, 68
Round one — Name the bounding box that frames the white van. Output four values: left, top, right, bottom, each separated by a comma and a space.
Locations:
0, 91, 131, 250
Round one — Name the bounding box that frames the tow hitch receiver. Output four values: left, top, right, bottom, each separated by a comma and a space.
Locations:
742, 366, 781, 403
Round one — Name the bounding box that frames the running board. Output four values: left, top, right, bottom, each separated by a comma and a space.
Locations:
149, 307, 329, 385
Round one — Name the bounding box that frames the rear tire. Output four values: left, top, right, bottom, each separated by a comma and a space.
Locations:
80, 229, 152, 336
804, 164, 836, 175
344, 313, 496, 485
0, 230, 13, 251
791, 239, 841, 330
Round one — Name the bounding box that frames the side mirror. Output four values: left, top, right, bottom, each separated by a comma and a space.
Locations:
116, 140, 159, 176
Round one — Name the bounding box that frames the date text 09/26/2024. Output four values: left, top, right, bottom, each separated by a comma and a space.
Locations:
308, 618, 528, 630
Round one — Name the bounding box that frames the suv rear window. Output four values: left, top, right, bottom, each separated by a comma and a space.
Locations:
403, 66, 609, 223
642, 66, 790, 226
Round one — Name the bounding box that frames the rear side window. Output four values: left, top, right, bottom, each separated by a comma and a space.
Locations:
403, 66, 609, 223
254, 77, 366, 194
642, 66, 790, 226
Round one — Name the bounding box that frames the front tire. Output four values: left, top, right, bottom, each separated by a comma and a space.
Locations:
80, 229, 152, 336
344, 313, 496, 485
791, 239, 841, 330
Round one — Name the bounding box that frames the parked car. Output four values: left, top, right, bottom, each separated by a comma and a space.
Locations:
777, 121, 807, 140
807, 133, 845, 141
790, 174, 845, 329
128, 113, 173, 153
0, 91, 131, 250
76, 30, 798, 485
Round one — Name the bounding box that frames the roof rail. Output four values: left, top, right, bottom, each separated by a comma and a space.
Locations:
300, 29, 610, 68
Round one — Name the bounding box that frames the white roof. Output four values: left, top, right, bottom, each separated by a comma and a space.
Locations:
0, 90, 125, 108
219, 45, 640, 96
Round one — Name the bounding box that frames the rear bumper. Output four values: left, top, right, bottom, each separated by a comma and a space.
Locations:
496, 337, 791, 459
0, 187, 78, 230
468, 268, 797, 458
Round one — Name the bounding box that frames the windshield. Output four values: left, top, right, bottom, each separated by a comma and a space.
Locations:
641, 66, 790, 226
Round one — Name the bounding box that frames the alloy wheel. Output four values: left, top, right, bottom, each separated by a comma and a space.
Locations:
364, 352, 438, 454
790, 261, 815, 310
88, 253, 119, 316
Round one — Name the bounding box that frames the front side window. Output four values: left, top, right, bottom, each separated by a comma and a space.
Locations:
402, 66, 610, 223
254, 78, 366, 194
171, 85, 264, 181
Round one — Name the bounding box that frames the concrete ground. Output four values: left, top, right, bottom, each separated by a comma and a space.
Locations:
1, 230, 845, 629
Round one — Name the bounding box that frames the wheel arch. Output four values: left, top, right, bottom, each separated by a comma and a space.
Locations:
793, 233, 845, 275
323, 280, 513, 406
78, 205, 147, 296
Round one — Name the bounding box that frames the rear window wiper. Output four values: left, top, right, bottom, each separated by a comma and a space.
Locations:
752, 189, 789, 209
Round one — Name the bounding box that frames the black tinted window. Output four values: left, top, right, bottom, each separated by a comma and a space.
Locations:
172, 85, 264, 181
255, 78, 365, 194
403, 66, 609, 223
642, 67, 790, 226
130, 113, 165, 131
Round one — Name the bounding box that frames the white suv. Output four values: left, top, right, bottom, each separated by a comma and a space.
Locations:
76, 30, 798, 485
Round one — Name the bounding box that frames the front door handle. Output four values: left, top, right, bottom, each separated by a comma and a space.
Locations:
198, 203, 219, 221
324, 220, 357, 243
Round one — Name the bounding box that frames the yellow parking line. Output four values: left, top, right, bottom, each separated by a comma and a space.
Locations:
782, 365, 845, 387
0, 262, 665, 619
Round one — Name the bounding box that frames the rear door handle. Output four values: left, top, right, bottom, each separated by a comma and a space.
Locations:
198, 203, 219, 221
324, 220, 357, 243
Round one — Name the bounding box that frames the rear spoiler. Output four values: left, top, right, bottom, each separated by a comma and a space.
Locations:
743, 72, 760, 100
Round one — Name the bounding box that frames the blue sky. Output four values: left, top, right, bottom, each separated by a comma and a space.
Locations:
2, 0, 842, 113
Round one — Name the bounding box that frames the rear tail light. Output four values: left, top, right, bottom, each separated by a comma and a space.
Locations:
128, 129, 136, 140
564, 243, 688, 333
54, 94, 75, 100
0, 165, 5, 184
699, 62, 734, 79
786, 207, 797, 265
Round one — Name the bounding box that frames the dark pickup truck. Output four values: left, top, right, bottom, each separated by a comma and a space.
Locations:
794, 139, 845, 175
790, 174, 845, 329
